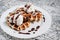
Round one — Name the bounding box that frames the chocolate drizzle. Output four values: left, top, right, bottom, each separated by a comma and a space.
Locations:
19, 32, 30, 34
15, 14, 20, 24
43, 16, 45, 22
28, 26, 40, 32
36, 26, 40, 29
31, 28, 35, 31
35, 26, 40, 31
11, 15, 14, 25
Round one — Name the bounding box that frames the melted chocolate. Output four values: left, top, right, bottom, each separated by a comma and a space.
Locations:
19, 32, 30, 34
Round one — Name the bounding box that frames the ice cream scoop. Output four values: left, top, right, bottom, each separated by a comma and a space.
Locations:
16, 15, 23, 26
8, 14, 23, 26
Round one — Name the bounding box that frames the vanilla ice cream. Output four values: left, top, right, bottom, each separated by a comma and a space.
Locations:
16, 15, 23, 26
8, 14, 23, 26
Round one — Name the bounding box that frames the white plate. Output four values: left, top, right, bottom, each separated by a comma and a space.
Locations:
0, 4, 52, 38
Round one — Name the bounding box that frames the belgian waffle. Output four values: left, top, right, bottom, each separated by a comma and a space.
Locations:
6, 4, 43, 31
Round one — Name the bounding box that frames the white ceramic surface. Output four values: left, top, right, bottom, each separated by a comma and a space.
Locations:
0, 4, 51, 38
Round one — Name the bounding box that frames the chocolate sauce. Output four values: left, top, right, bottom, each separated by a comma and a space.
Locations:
33, 32, 35, 34
11, 15, 14, 25
31, 28, 35, 31
27, 6, 30, 9
14, 24, 18, 28
20, 8, 24, 11
25, 17, 29, 22
23, 18, 25, 23
43, 16, 45, 22
23, 17, 29, 23
15, 14, 20, 20
14, 28, 18, 31
30, 11, 33, 14
10, 23, 14, 25
35, 10, 38, 12
36, 26, 40, 29
19, 32, 30, 34
35, 26, 40, 31
28, 30, 31, 32
25, 4, 30, 9
35, 10, 41, 13
35, 30, 37, 31
28, 28, 35, 32
15, 14, 20, 24
25, 4, 27, 7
